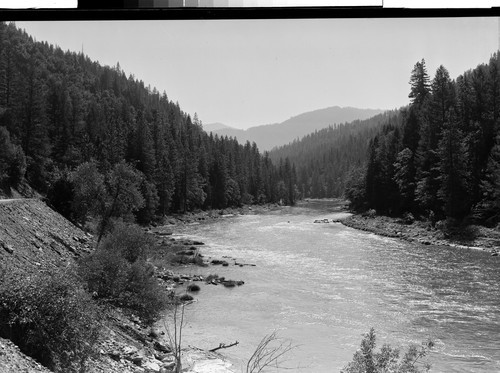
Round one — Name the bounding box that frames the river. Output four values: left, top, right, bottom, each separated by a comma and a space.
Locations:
170, 200, 500, 372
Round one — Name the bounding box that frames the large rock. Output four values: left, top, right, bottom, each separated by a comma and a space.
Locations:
154, 340, 172, 353
108, 350, 121, 361
122, 346, 139, 355
149, 328, 161, 339
129, 354, 144, 366
2, 243, 14, 254
143, 360, 161, 372
179, 294, 194, 302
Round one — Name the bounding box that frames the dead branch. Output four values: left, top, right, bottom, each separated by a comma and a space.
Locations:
246, 331, 296, 373
209, 341, 239, 352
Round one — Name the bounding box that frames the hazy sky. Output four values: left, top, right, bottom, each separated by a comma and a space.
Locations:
16, 18, 499, 129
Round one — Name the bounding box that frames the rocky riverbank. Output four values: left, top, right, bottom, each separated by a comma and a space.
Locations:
153, 203, 283, 227
341, 213, 500, 252
0, 198, 243, 373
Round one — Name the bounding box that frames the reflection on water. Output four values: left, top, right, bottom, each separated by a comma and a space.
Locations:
171, 201, 500, 372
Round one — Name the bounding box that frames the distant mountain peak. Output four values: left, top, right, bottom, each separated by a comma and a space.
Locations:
209, 106, 385, 151
203, 122, 234, 133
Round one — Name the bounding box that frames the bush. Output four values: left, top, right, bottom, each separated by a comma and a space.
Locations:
205, 274, 220, 283
403, 212, 415, 225
187, 284, 200, 292
0, 266, 100, 372
342, 328, 433, 373
78, 222, 167, 324
363, 209, 377, 218
170, 251, 206, 266
98, 221, 155, 263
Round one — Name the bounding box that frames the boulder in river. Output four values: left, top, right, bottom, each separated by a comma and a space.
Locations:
211, 259, 229, 266
179, 294, 194, 302
223, 281, 236, 288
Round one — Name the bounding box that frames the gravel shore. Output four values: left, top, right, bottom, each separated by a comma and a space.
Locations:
341, 214, 500, 251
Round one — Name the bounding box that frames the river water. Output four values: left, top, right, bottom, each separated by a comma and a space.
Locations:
170, 200, 500, 372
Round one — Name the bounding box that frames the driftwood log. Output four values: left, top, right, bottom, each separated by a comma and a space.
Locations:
209, 341, 239, 352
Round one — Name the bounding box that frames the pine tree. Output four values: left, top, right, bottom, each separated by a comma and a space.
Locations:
18, 51, 50, 192
152, 116, 175, 215
393, 147, 416, 212
479, 134, 500, 224
437, 109, 470, 219
415, 65, 455, 216
134, 111, 156, 180
408, 59, 431, 107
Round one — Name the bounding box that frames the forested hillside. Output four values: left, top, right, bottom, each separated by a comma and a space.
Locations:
268, 111, 401, 198
347, 55, 500, 225
0, 22, 297, 225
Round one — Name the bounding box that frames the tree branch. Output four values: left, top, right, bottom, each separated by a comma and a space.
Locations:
209, 341, 239, 352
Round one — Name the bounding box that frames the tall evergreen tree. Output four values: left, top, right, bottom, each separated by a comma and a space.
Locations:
408, 58, 431, 107
415, 65, 455, 216
437, 109, 470, 219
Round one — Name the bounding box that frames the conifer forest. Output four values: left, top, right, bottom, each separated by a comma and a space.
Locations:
0, 22, 298, 226
1, 20, 500, 228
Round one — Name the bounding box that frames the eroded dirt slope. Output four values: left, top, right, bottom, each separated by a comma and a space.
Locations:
0, 198, 93, 272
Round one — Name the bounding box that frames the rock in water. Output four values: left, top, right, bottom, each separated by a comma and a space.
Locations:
180, 294, 194, 302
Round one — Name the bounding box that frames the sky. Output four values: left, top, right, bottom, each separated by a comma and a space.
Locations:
16, 17, 499, 129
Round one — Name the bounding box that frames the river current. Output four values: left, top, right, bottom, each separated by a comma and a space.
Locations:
170, 200, 500, 372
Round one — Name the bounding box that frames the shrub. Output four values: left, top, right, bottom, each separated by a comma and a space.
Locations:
187, 284, 200, 292
403, 212, 415, 225
98, 221, 155, 263
205, 274, 219, 283
365, 209, 377, 218
0, 266, 100, 372
170, 251, 206, 266
342, 328, 433, 373
79, 222, 167, 324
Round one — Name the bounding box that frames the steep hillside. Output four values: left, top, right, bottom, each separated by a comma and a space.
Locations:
0, 198, 93, 272
0, 198, 232, 373
0, 337, 52, 373
210, 106, 384, 151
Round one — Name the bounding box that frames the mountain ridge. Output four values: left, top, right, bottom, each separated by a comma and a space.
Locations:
206, 106, 385, 151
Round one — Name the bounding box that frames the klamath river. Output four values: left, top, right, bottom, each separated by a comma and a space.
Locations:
170, 200, 500, 372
